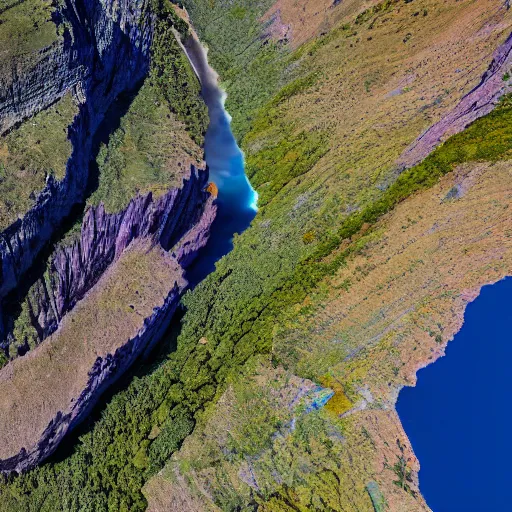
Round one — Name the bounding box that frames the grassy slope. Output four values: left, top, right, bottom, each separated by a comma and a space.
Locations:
180, 0, 283, 139
87, 0, 208, 214
0, 0, 58, 60
1, 0, 511, 511
143, 0, 512, 509
145, 101, 512, 512
0, 93, 78, 230
0, 242, 184, 462
0, 0, 207, 230
78, 0, 208, 214
0, 0, 69, 230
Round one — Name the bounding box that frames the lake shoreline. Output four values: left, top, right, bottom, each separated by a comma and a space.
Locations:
396, 276, 512, 511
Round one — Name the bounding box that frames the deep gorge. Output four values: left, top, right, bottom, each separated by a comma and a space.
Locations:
0, 0, 259, 478
0, 0, 218, 473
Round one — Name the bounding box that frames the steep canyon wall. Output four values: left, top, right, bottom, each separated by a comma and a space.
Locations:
0, 0, 153, 300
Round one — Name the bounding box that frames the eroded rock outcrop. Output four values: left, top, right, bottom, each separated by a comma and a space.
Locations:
0, 0, 219, 474
397, 31, 512, 169
0, 169, 217, 473
0, 0, 154, 300
16, 167, 212, 347
0, 247, 182, 474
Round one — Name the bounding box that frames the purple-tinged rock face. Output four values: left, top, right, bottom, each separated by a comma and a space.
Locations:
0, 0, 154, 302
0, 167, 217, 474
397, 32, 512, 170
14, 167, 216, 348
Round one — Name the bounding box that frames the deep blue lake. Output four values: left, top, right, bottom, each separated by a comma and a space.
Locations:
397, 277, 512, 511
183, 35, 257, 288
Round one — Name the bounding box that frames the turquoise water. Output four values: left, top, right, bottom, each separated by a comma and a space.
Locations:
183, 35, 258, 287
397, 277, 512, 511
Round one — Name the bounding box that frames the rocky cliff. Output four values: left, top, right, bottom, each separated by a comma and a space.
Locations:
0, 0, 153, 300
0, 273, 184, 475
0, 163, 216, 473
0, 0, 511, 510
0, 0, 220, 474
10, 167, 212, 351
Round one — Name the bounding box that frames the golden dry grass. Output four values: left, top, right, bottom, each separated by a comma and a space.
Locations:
255, 0, 512, 230
143, 2, 512, 509
263, 0, 381, 48
0, 241, 184, 460
276, 159, 512, 507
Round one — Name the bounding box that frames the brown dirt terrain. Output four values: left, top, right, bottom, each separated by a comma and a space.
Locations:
263, 0, 382, 47
0, 241, 185, 461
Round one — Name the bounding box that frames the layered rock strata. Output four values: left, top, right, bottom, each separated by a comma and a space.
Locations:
0, 242, 182, 474
9, 167, 212, 351
0, 171, 217, 473
0, 0, 219, 475
0, 0, 154, 300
